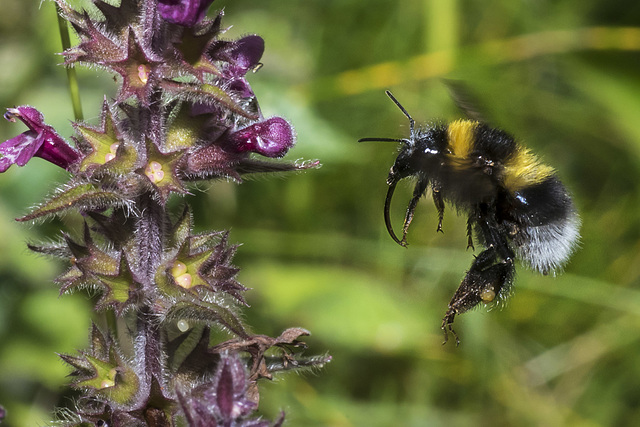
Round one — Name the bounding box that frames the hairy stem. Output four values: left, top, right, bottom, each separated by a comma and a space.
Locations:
135, 193, 165, 283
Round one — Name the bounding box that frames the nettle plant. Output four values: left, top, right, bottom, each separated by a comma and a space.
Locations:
1, 0, 329, 425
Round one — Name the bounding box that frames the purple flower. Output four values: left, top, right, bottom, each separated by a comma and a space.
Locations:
179, 352, 283, 426
219, 35, 265, 98
230, 117, 295, 158
208, 353, 255, 422
1, 106, 79, 172
158, 0, 215, 26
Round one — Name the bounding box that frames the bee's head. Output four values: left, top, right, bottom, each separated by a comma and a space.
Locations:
387, 141, 421, 185
359, 91, 438, 246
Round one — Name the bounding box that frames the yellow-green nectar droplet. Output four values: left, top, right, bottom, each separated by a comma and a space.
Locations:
177, 319, 190, 332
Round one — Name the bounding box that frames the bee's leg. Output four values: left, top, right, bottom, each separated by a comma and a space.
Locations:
441, 308, 459, 346
432, 184, 445, 233
400, 178, 429, 246
442, 206, 516, 345
476, 206, 515, 263
466, 216, 475, 251
441, 246, 515, 345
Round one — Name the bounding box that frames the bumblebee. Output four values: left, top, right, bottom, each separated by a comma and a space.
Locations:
359, 90, 580, 345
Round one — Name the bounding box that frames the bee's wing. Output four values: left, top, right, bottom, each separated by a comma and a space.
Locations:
442, 79, 487, 123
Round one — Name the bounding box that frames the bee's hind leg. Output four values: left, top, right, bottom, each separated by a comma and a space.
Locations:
441, 245, 515, 345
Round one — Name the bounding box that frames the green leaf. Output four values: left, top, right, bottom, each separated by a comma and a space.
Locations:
17, 183, 133, 222
166, 324, 207, 373
166, 300, 248, 338
161, 80, 259, 120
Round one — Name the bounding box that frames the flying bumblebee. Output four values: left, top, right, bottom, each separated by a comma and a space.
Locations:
359, 88, 580, 345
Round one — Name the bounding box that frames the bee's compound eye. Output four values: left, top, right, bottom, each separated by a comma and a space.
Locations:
480, 287, 496, 303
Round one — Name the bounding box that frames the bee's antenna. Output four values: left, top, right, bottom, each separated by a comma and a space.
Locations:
357, 91, 415, 145
357, 137, 408, 143
385, 90, 415, 136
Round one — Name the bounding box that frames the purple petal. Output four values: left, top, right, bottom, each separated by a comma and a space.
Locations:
219, 36, 264, 97
209, 353, 256, 421
0, 133, 42, 172
158, 0, 215, 26
216, 361, 235, 419
230, 35, 264, 72
177, 352, 268, 424
230, 117, 295, 158
227, 78, 255, 99
1, 106, 79, 172
5, 106, 45, 132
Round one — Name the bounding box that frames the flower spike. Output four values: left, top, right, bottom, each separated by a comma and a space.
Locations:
6, 1, 327, 424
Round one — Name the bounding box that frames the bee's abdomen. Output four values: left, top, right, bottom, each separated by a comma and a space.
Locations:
510, 176, 580, 273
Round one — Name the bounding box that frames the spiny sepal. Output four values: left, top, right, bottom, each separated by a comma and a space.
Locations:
197, 232, 248, 304
65, 223, 121, 276
58, 1, 163, 106
56, 239, 141, 315
60, 324, 140, 406
157, 209, 247, 304
160, 234, 222, 293
92, 257, 142, 314
167, 11, 226, 79
109, 29, 163, 105
58, 6, 125, 65
26, 239, 72, 259
74, 99, 139, 175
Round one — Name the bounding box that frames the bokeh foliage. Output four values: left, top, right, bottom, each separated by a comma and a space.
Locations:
1, 0, 639, 426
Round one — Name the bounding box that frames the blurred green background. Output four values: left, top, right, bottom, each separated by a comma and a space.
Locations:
1, 0, 640, 426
